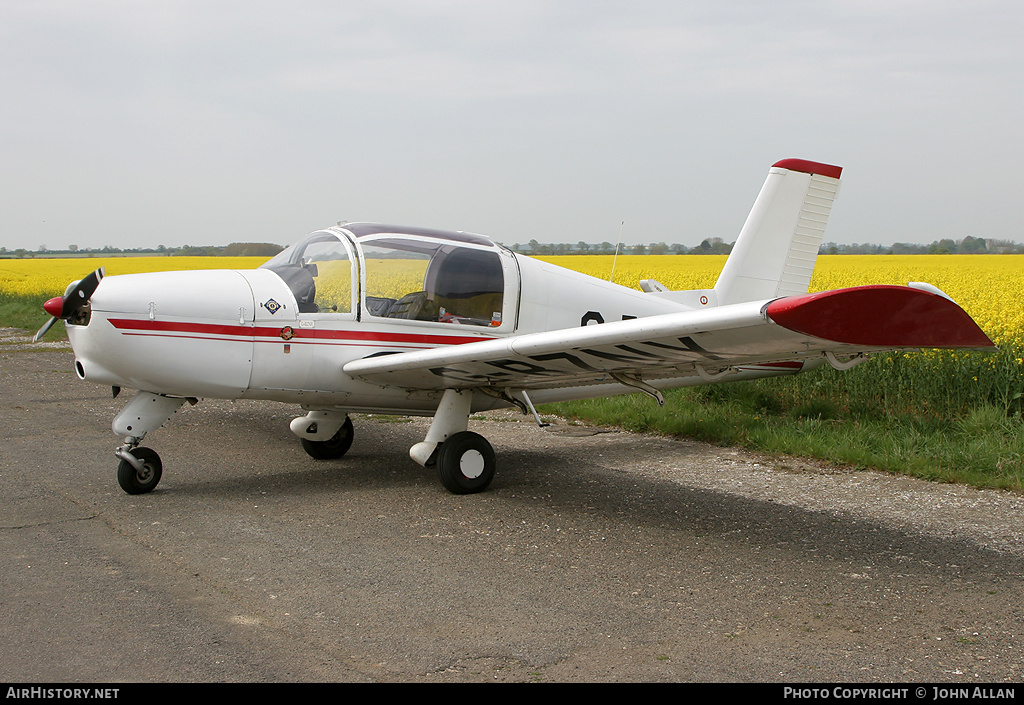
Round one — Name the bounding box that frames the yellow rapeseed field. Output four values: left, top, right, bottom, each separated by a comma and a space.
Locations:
0, 257, 270, 301
2, 253, 1020, 346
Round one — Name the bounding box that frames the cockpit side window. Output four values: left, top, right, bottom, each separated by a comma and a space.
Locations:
362, 237, 504, 326
427, 247, 505, 326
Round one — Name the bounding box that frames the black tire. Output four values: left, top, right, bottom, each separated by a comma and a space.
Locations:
301, 417, 354, 460
117, 447, 162, 495
436, 431, 495, 494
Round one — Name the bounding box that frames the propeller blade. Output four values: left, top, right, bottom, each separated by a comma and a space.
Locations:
61, 268, 105, 320
32, 316, 58, 343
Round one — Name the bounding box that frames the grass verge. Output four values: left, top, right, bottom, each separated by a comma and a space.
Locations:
543, 362, 1024, 493
0, 293, 67, 342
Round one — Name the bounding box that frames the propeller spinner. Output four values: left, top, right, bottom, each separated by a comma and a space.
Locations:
33, 268, 105, 342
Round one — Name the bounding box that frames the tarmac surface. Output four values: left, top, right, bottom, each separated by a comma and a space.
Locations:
2, 344, 1024, 682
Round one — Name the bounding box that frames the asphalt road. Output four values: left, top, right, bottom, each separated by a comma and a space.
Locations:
2, 348, 1023, 683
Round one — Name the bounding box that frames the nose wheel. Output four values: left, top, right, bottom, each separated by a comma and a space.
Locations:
116, 446, 163, 494
110, 391, 190, 494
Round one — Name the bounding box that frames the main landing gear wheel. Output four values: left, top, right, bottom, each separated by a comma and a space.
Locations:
116, 447, 162, 495
436, 431, 495, 494
301, 417, 355, 460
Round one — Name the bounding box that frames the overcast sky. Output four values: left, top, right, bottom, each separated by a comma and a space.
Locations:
2, 0, 1022, 251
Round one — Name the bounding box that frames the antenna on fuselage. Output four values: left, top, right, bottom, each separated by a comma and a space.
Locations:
609, 221, 624, 284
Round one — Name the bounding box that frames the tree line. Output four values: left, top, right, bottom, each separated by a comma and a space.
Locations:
508, 235, 1024, 256
508, 238, 734, 255
3, 235, 1022, 259
0, 242, 284, 258
819, 235, 1024, 255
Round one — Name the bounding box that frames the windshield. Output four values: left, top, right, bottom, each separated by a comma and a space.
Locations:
261, 231, 354, 314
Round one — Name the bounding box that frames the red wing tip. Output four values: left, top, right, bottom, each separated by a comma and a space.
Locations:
767, 286, 995, 349
772, 159, 843, 179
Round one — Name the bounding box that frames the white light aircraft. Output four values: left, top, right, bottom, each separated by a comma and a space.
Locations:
36, 159, 994, 495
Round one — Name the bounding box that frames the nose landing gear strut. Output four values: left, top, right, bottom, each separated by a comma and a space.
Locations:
111, 391, 194, 494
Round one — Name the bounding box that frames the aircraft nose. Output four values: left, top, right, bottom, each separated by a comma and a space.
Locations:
32, 268, 106, 342
73, 268, 257, 398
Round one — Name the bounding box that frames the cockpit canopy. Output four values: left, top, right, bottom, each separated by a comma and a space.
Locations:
260, 224, 508, 327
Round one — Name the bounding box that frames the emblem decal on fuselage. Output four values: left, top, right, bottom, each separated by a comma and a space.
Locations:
264, 299, 282, 315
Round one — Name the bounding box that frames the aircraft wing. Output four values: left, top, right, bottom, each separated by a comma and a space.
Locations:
342, 286, 994, 393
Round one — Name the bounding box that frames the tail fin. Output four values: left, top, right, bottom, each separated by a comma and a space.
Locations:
713, 159, 842, 306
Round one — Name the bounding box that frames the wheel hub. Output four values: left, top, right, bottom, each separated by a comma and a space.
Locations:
459, 449, 485, 479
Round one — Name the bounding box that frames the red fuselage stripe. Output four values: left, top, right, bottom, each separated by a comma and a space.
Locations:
107, 318, 492, 346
